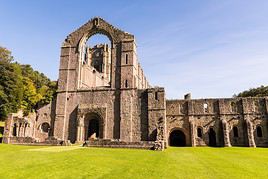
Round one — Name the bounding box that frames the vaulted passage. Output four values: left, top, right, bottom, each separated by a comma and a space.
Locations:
208, 128, 217, 147
169, 130, 186, 147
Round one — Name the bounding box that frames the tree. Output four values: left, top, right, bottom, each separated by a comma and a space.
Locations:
21, 77, 42, 115
0, 46, 57, 119
0, 46, 14, 62
235, 85, 268, 97
0, 59, 23, 118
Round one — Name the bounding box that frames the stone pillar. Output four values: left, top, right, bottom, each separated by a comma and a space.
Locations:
76, 115, 85, 143
189, 117, 196, 147
76, 126, 84, 142
21, 125, 25, 137
245, 118, 256, 147
16, 124, 19, 137
221, 119, 231, 147
19, 125, 23, 137
24, 126, 27, 137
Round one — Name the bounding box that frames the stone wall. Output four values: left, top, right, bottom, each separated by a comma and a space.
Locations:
166, 97, 268, 147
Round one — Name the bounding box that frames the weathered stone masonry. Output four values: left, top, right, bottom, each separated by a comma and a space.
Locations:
3, 17, 268, 149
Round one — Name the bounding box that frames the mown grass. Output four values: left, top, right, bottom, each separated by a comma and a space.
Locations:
0, 144, 267, 179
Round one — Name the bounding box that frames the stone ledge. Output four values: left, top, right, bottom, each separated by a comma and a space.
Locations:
83, 139, 155, 150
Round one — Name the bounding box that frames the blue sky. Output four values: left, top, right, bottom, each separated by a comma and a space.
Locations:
1, 0, 268, 99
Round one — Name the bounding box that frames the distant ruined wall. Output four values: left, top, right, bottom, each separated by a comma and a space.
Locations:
166, 97, 268, 147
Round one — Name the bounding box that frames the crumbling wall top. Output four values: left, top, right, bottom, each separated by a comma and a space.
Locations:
62, 17, 134, 47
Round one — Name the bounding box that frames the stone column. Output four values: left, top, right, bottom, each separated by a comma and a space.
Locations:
189, 116, 196, 147
18, 125, 22, 137
22, 125, 25, 137
16, 124, 19, 137
245, 118, 256, 147
76, 115, 85, 143
24, 126, 27, 137
221, 119, 231, 147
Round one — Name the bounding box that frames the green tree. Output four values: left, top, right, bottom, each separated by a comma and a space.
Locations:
0, 46, 57, 119
21, 77, 42, 115
0, 46, 14, 62
0, 59, 23, 118
235, 85, 268, 97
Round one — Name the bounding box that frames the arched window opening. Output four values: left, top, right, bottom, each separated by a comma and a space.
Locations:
231, 102, 236, 113
80, 33, 112, 88
197, 127, 202, 138
203, 103, 208, 113
233, 126, 239, 137
125, 54, 128, 64
150, 129, 157, 141
12, 124, 17, 137
125, 80, 128, 88
41, 123, 50, 133
155, 92, 158, 100
85, 34, 111, 72
257, 126, 263, 137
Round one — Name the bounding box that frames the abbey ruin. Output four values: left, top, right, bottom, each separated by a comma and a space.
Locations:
3, 18, 268, 150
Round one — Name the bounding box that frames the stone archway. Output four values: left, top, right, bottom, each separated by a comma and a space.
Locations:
84, 112, 103, 141
87, 118, 99, 139
76, 105, 106, 143
169, 130, 186, 147
208, 128, 217, 147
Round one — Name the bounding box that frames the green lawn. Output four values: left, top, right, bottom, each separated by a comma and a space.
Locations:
0, 145, 267, 179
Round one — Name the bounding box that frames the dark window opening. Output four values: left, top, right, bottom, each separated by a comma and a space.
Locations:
41, 123, 50, 133
233, 126, 239, 137
12, 124, 17, 137
155, 92, 158, 100
149, 129, 157, 141
197, 128, 202, 138
257, 126, 263, 137
125, 54, 128, 64
125, 80, 128, 88
231, 102, 236, 113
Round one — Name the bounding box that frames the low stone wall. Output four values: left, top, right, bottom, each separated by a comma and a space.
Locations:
8, 137, 35, 144
3, 137, 66, 146
83, 139, 155, 149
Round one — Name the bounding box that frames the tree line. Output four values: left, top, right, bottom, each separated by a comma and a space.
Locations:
0, 46, 56, 119
234, 85, 268, 98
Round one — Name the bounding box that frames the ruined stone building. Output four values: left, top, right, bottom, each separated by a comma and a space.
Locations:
3, 18, 268, 149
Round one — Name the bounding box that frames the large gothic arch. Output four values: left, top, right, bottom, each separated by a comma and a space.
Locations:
52, 17, 150, 142
63, 17, 134, 48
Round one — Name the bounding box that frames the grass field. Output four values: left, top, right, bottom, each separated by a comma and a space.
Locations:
0, 144, 267, 179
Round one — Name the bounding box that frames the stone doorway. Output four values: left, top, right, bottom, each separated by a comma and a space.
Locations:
87, 119, 99, 139
84, 113, 103, 141
169, 130, 186, 147
208, 128, 217, 146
